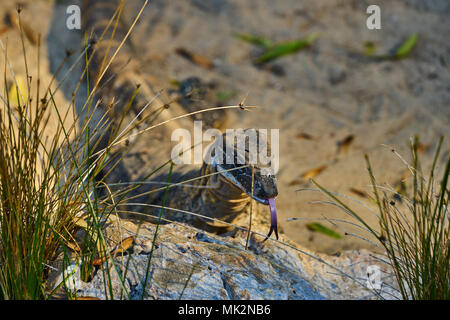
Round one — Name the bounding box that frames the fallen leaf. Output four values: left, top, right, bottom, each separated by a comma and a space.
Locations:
306, 223, 342, 239
349, 187, 368, 198
92, 236, 134, 267
288, 179, 302, 186
336, 134, 354, 154
301, 165, 327, 180
112, 236, 134, 255
175, 48, 214, 69
296, 132, 316, 141
91, 257, 106, 267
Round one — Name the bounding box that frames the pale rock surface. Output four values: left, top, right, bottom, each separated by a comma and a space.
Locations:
57, 216, 399, 300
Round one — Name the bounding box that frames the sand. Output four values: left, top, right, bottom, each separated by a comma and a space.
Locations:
1, 0, 449, 254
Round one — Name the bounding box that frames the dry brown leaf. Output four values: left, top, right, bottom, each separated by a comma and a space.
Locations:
301, 165, 327, 179
92, 236, 134, 267
91, 257, 106, 267
336, 134, 354, 154
175, 47, 214, 69
296, 132, 316, 141
288, 179, 302, 186
349, 187, 368, 198
112, 236, 134, 255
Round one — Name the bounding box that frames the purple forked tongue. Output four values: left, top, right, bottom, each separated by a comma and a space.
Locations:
264, 198, 278, 241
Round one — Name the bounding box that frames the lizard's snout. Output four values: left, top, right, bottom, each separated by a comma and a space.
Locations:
251, 172, 278, 205
215, 161, 278, 205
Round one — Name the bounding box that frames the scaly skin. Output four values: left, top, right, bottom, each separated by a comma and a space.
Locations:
82, 0, 278, 239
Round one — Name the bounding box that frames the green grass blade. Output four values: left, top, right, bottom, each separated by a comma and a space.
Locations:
141, 161, 174, 299
253, 33, 318, 64
306, 223, 342, 239
394, 33, 419, 59
233, 32, 273, 48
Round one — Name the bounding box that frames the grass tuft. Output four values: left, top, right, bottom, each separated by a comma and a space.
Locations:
0, 3, 145, 299
313, 136, 449, 299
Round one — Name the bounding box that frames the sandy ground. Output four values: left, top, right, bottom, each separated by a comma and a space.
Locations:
1, 0, 449, 254
0, 0, 75, 183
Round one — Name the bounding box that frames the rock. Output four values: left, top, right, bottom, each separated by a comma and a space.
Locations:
54, 260, 131, 300
56, 216, 399, 300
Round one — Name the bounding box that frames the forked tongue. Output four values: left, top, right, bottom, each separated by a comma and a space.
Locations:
264, 198, 278, 241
